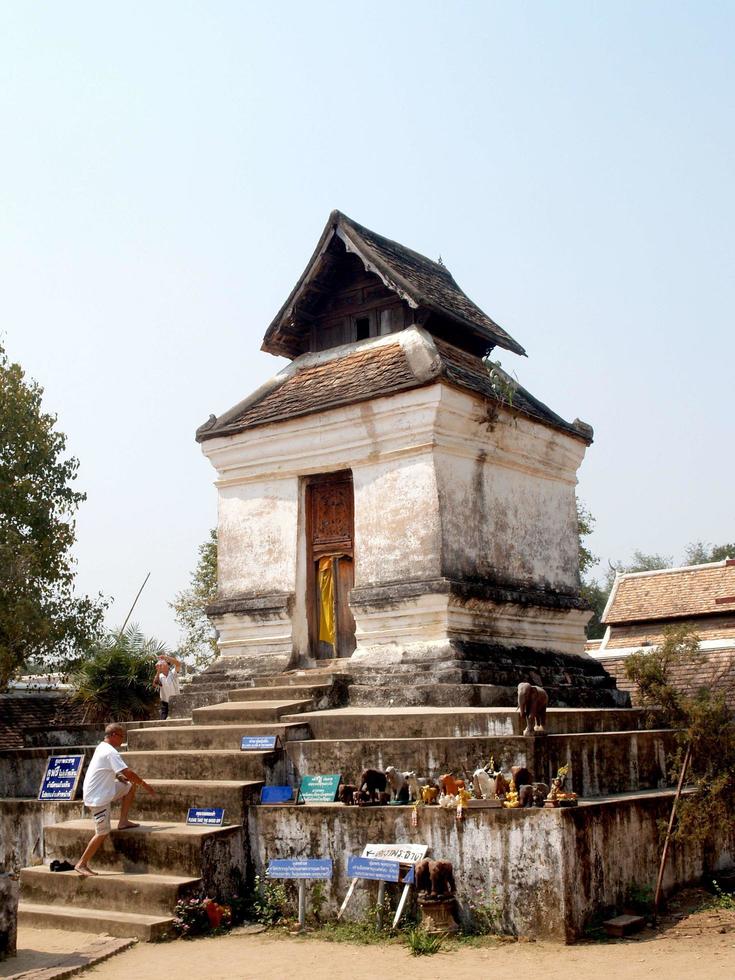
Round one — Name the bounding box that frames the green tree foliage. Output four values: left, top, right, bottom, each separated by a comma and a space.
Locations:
0, 344, 105, 688
69, 623, 164, 722
171, 529, 218, 668
624, 626, 735, 848
684, 540, 735, 565
577, 499, 607, 638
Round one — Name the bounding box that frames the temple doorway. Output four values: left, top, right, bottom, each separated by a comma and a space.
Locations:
305, 471, 357, 659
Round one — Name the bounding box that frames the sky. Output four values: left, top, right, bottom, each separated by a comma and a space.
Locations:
1, 2, 733, 648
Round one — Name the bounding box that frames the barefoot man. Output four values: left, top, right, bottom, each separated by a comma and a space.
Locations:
75, 722, 156, 876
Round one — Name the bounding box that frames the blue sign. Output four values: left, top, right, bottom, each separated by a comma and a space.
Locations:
347, 856, 403, 882
186, 807, 225, 826
241, 735, 279, 751
260, 785, 294, 805
38, 755, 84, 801
267, 859, 333, 880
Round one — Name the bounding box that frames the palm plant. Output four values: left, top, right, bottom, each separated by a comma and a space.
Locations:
69, 623, 166, 722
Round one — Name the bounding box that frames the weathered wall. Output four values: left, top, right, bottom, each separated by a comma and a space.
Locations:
0, 875, 18, 960
0, 799, 84, 874
248, 793, 734, 941
0, 746, 95, 798
434, 387, 585, 594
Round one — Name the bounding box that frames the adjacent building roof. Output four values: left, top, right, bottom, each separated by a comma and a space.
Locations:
261, 210, 527, 359
197, 327, 591, 443
603, 560, 735, 625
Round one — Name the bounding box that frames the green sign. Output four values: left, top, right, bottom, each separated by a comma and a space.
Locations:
298, 774, 341, 803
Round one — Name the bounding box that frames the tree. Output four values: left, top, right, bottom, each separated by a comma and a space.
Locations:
69, 623, 164, 722
625, 626, 735, 848
577, 499, 607, 638
0, 343, 105, 688
171, 529, 218, 668
684, 541, 735, 565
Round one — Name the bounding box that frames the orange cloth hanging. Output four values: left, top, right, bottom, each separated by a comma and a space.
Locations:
317, 556, 336, 645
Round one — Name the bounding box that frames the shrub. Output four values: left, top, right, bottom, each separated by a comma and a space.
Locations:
69, 623, 165, 722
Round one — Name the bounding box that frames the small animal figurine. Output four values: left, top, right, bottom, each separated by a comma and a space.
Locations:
405, 772, 432, 802
517, 682, 549, 736
384, 766, 410, 803
359, 768, 387, 801
472, 768, 493, 799
439, 773, 464, 796
519, 785, 535, 807
338, 783, 357, 805
489, 772, 509, 799
531, 783, 550, 807
421, 785, 439, 805
414, 859, 456, 900
511, 765, 533, 790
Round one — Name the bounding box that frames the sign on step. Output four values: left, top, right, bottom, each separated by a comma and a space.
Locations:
186, 807, 225, 826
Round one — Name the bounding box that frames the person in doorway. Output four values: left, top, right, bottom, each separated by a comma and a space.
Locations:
153, 653, 182, 720
75, 723, 155, 877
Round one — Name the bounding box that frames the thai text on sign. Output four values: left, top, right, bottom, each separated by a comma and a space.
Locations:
267, 859, 333, 880
298, 774, 341, 803
38, 755, 84, 801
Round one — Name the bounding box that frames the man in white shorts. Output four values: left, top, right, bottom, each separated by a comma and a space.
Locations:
75, 722, 156, 877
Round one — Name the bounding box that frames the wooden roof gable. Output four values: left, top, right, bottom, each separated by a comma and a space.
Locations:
261, 210, 527, 360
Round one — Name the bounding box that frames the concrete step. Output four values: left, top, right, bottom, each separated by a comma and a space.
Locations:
228, 683, 333, 702
126, 721, 311, 752
43, 819, 242, 878
192, 699, 313, 725
285, 729, 675, 797
21, 865, 200, 915
109, 778, 262, 823
128, 718, 192, 729
252, 671, 351, 688
282, 706, 658, 740
347, 682, 626, 709
19, 901, 174, 941
122, 749, 286, 783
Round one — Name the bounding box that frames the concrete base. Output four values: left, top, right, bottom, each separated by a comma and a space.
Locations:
249, 791, 734, 942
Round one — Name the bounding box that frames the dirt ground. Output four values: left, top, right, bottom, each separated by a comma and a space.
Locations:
87, 889, 735, 980
5, 890, 734, 980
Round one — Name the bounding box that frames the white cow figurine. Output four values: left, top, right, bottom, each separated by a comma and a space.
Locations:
472, 768, 493, 800
384, 766, 410, 803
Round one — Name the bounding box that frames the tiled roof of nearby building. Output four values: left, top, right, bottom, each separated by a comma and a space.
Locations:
197, 329, 591, 443
262, 210, 527, 359
0, 694, 87, 750
603, 561, 735, 625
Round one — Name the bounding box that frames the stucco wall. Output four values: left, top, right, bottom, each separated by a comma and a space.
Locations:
434, 387, 585, 593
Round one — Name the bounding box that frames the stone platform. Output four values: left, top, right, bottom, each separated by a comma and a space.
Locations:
12, 670, 734, 942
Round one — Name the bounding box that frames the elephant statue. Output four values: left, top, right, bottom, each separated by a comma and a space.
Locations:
517, 682, 548, 736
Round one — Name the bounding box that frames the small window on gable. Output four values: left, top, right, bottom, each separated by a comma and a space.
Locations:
355, 316, 371, 341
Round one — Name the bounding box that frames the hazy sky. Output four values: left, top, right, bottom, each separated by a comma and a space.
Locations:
2, 2, 733, 648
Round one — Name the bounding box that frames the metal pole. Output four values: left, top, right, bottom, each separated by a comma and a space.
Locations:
376, 880, 386, 930
298, 880, 306, 930
653, 743, 692, 921
118, 572, 151, 638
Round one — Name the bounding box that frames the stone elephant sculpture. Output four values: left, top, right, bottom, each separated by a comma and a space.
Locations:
517, 682, 548, 736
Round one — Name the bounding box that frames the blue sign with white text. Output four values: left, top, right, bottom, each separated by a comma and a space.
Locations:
347, 856, 403, 882
186, 807, 225, 826
241, 735, 279, 751
267, 859, 333, 880
260, 785, 294, 805
38, 755, 84, 801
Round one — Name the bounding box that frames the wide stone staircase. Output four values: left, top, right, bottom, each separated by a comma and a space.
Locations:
18, 668, 674, 941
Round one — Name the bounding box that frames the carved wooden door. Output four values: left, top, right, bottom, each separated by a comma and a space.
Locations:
306, 472, 356, 659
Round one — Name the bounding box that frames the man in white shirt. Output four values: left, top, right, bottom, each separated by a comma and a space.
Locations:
154, 653, 181, 720
75, 723, 155, 877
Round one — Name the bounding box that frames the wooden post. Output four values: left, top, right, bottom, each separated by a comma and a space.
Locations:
653, 743, 692, 921
337, 878, 357, 920
376, 880, 386, 929
298, 881, 306, 930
